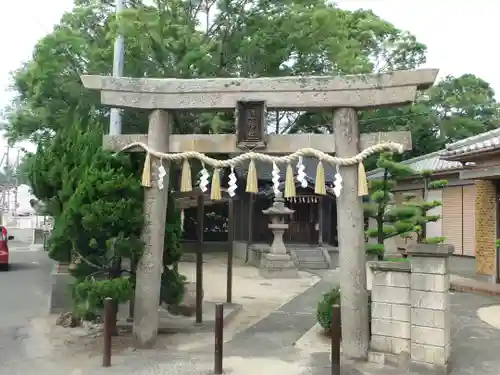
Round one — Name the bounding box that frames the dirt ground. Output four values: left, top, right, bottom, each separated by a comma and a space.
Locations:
23, 255, 320, 367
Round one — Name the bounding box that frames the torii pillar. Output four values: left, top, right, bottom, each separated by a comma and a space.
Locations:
81, 69, 438, 356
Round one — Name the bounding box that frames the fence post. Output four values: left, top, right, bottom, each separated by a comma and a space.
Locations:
103, 297, 113, 367
214, 303, 224, 374
331, 304, 341, 375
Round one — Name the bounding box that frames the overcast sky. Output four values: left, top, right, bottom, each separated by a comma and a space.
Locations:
0, 0, 498, 158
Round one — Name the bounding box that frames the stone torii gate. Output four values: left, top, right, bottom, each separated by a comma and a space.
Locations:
81, 69, 438, 358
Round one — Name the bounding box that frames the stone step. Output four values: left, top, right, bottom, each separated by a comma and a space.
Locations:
294, 251, 325, 259
292, 248, 329, 269
296, 256, 326, 262
297, 260, 330, 269
293, 249, 325, 254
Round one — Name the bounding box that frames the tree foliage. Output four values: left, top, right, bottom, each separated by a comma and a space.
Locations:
26, 121, 104, 262
5, 0, 429, 140
24, 122, 185, 317
5, 1, 499, 167
21, 120, 144, 318
402, 171, 448, 245
364, 153, 417, 259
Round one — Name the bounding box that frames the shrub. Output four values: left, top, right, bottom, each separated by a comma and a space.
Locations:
316, 287, 341, 330
316, 287, 372, 332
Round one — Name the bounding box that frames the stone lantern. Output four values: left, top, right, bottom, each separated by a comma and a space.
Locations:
259, 191, 299, 278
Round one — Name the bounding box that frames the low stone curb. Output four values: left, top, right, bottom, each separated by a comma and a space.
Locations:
117, 302, 243, 334
450, 275, 500, 296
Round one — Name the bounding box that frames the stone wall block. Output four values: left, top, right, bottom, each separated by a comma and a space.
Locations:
371, 335, 410, 354
411, 290, 448, 310
411, 273, 450, 292
373, 270, 410, 288
372, 302, 410, 322
371, 286, 410, 305
369, 266, 418, 360
411, 308, 448, 330
411, 326, 449, 347
410, 257, 448, 275
371, 318, 411, 340
411, 343, 450, 366
372, 302, 392, 320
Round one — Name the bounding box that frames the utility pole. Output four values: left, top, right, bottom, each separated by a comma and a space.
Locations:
109, 0, 125, 136
14, 149, 20, 214
5, 145, 10, 213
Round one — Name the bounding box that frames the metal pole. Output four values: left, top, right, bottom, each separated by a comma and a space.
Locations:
103, 297, 113, 367
214, 303, 224, 374
331, 304, 341, 375
14, 149, 19, 214
196, 192, 204, 324
226, 199, 234, 303
127, 257, 136, 322
5, 145, 9, 213
109, 0, 125, 135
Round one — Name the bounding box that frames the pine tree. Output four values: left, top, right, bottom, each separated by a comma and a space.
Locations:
364, 152, 418, 260
403, 170, 448, 245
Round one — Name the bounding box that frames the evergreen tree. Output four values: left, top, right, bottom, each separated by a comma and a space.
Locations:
403, 170, 448, 245
27, 119, 103, 263
364, 152, 418, 260
65, 149, 144, 319
26, 119, 186, 320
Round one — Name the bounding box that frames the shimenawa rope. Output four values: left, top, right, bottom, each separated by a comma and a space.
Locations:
119, 141, 403, 198
119, 141, 403, 167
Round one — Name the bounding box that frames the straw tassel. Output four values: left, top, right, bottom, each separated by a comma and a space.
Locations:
358, 162, 369, 196
246, 160, 258, 193
314, 160, 326, 195
180, 159, 193, 192
210, 168, 222, 200
284, 163, 296, 198
141, 152, 152, 188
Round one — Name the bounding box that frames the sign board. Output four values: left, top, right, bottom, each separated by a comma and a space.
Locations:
236, 101, 267, 150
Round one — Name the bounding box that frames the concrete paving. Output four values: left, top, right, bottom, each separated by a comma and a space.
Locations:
224, 277, 335, 358
59, 284, 500, 375
3, 250, 500, 375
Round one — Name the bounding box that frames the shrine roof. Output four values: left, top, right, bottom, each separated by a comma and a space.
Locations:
234, 156, 337, 183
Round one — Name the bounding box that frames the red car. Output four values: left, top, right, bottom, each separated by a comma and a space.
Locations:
0, 227, 15, 271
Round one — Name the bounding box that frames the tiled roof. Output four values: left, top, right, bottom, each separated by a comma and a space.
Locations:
367, 150, 462, 179
235, 156, 337, 183
441, 128, 500, 159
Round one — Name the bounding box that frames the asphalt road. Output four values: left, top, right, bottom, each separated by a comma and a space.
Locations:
0, 248, 54, 368
0, 249, 54, 328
